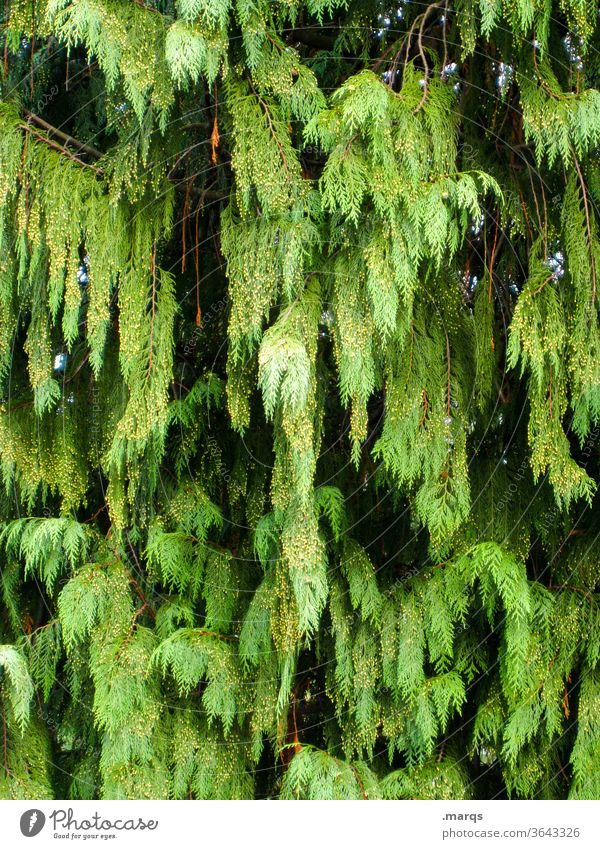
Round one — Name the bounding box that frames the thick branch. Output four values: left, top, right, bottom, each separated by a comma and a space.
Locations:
23, 110, 103, 160
19, 124, 103, 175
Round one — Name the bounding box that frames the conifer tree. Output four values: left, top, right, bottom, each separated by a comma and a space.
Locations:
0, 0, 600, 800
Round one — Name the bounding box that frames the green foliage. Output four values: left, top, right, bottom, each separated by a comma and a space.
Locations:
280, 745, 382, 799
0, 0, 600, 802
0, 644, 34, 732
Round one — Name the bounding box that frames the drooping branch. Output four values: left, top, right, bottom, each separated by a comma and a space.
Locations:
19, 122, 103, 175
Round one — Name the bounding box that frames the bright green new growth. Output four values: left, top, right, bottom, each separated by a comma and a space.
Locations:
0, 0, 600, 800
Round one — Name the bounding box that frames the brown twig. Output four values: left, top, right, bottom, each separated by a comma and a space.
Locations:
84, 503, 108, 524
251, 84, 290, 176
19, 124, 103, 174
211, 83, 219, 165
146, 242, 157, 378
418, 388, 429, 427
413, 26, 430, 113
531, 274, 554, 298
371, 38, 404, 75
539, 174, 548, 256
441, 0, 449, 73
114, 602, 152, 661
526, 164, 544, 244
2, 705, 8, 779
195, 200, 202, 326
23, 110, 103, 159
64, 351, 90, 384
518, 189, 534, 244
181, 181, 190, 273
130, 0, 162, 12
340, 132, 358, 163
532, 48, 559, 100
571, 148, 597, 303
349, 762, 368, 799
488, 215, 499, 303
445, 330, 452, 416
3, 0, 7, 77
29, 0, 36, 96
399, 1, 444, 111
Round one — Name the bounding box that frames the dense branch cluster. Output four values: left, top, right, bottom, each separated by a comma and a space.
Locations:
0, 0, 600, 800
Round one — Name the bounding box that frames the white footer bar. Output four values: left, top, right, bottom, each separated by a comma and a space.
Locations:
0, 799, 598, 848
